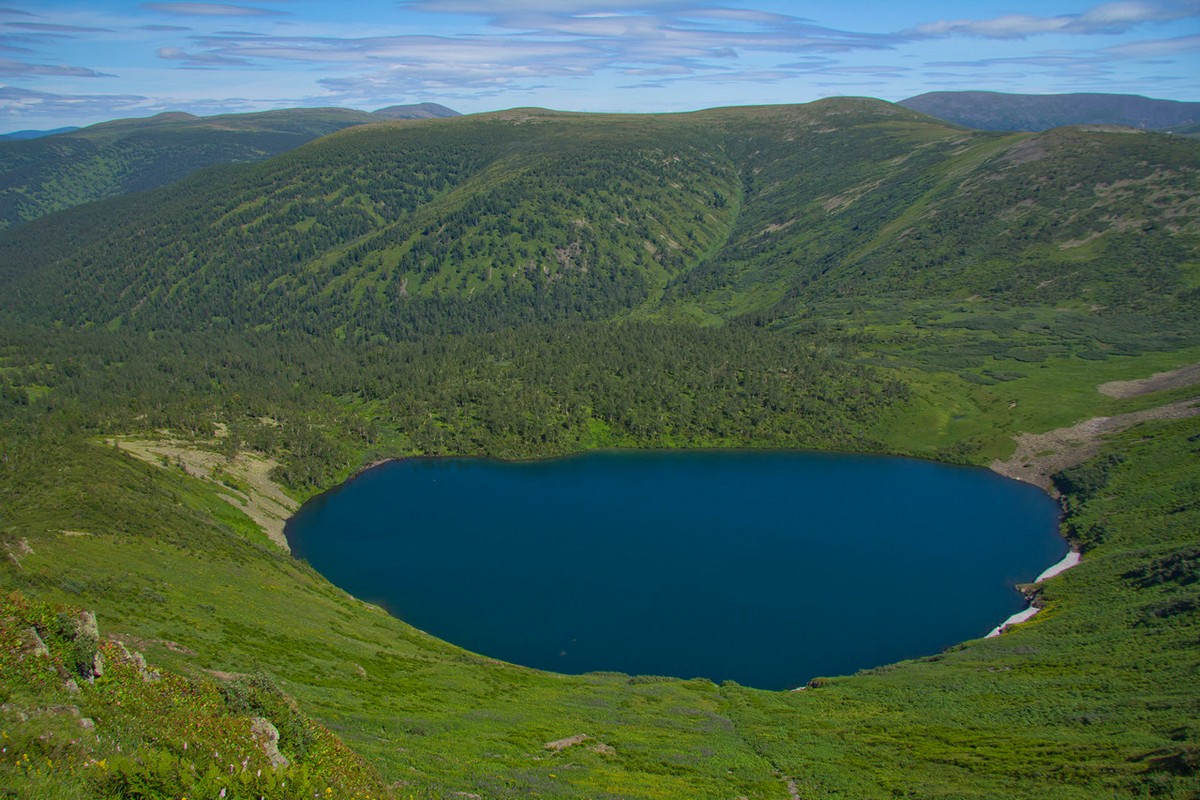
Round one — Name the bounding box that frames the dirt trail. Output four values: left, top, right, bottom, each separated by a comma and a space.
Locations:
108, 438, 297, 551
990, 396, 1200, 490
1098, 362, 1200, 398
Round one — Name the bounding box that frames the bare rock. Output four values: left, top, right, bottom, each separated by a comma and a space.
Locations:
62, 610, 101, 680
73, 611, 99, 642
111, 641, 159, 681
5, 539, 32, 568
20, 627, 49, 658
0, 703, 30, 722
45, 705, 80, 718
250, 717, 289, 769
544, 734, 590, 752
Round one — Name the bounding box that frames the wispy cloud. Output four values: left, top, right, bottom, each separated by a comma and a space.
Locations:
157, 45, 253, 66
0, 38, 32, 54
908, 1, 1200, 39
401, 0, 687, 11
3, 21, 115, 33
125, 0, 1199, 106
0, 85, 149, 120
1, 0, 1197, 128
0, 58, 113, 77
922, 29, 1200, 82
1102, 32, 1200, 55
152, 1, 897, 100
142, 3, 289, 16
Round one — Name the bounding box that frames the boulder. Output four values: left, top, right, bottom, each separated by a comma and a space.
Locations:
250, 717, 289, 769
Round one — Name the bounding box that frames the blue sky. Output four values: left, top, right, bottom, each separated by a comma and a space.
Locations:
2, 0, 1199, 129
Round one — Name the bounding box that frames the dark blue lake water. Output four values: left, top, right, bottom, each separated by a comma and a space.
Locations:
285, 450, 1062, 690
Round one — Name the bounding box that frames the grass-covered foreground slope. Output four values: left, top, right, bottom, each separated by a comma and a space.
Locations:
0, 592, 389, 799
1, 317, 1199, 797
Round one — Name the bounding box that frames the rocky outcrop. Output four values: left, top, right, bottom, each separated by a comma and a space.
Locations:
250, 716, 289, 769
19, 626, 49, 658
111, 641, 162, 683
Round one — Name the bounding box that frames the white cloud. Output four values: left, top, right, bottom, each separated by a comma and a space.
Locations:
142, 3, 289, 17
402, 0, 686, 12
3, 21, 115, 33
155, 1, 896, 91
157, 45, 252, 65
908, 0, 1200, 39
0, 58, 113, 77
0, 85, 149, 119
1102, 32, 1200, 55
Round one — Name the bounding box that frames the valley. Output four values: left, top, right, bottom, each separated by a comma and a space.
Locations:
0, 97, 1198, 798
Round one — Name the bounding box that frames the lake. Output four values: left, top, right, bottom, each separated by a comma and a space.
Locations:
284, 450, 1062, 690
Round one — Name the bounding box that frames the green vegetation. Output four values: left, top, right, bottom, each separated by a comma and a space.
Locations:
0, 107, 416, 230
0, 98, 1197, 797
0, 592, 389, 798
0, 322, 907, 490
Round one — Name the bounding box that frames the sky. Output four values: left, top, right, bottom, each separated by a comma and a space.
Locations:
2, 0, 1199, 130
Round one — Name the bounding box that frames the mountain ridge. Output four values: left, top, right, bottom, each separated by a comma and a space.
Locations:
2, 98, 1194, 344
0, 125, 81, 140
0, 103, 459, 229
899, 90, 1200, 132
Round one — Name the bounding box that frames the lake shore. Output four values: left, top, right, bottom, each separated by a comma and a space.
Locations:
985, 550, 1081, 638
989, 397, 1200, 491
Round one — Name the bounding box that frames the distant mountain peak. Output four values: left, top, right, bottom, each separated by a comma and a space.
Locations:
899, 91, 1200, 132
148, 111, 200, 122
371, 103, 460, 119
0, 126, 82, 140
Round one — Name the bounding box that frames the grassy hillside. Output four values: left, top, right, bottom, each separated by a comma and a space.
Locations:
0, 591, 390, 799
0, 106, 459, 230
1, 329, 1197, 797
0, 97, 1197, 798
1, 99, 1195, 348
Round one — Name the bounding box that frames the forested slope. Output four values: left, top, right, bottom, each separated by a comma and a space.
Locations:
1, 99, 1195, 344
0, 105, 453, 230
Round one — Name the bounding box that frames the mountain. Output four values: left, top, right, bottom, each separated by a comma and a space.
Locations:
2, 98, 1196, 343
0, 105, 451, 229
0, 125, 81, 140
372, 102, 461, 119
899, 91, 1200, 132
